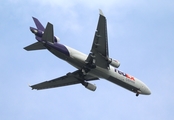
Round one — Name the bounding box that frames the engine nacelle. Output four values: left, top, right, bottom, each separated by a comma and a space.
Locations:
83, 82, 96, 91
108, 58, 120, 68
54, 36, 60, 42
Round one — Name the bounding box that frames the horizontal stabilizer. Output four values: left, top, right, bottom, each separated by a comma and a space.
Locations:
24, 42, 46, 51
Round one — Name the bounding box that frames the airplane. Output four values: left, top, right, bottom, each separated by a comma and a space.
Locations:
24, 10, 151, 96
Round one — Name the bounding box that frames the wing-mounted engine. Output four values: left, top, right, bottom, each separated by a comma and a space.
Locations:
108, 58, 120, 68
82, 82, 96, 91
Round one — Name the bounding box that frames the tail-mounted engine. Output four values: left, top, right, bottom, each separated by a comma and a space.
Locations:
108, 58, 120, 68
54, 36, 60, 42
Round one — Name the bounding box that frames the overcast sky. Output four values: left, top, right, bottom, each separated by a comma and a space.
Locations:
1, 0, 174, 120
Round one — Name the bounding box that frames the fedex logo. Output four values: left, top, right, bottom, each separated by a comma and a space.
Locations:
115, 69, 135, 81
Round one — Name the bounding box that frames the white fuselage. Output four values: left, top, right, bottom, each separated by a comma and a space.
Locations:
27, 14, 151, 96
48, 43, 151, 95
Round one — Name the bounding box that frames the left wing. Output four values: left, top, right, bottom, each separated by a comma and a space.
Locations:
30, 70, 99, 90
90, 9, 109, 69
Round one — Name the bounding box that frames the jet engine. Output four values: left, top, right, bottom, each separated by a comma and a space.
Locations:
108, 58, 120, 68
82, 82, 96, 91
54, 36, 60, 42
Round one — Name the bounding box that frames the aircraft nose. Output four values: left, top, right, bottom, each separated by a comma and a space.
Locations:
145, 88, 151, 95
143, 86, 151, 95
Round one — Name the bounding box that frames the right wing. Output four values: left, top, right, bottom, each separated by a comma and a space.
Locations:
90, 9, 109, 69
30, 70, 99, 90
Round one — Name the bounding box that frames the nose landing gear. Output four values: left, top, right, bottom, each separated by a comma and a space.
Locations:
136, 93, 139, 96
136, 90, 141, 97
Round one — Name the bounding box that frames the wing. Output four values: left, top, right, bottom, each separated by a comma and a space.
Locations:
30, 70, 99, 90
90, 9, 109, 69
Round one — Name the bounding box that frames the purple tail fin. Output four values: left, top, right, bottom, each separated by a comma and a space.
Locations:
32, 17, 45, 31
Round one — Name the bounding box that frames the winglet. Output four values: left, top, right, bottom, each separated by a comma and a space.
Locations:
42, 22, 54, 43
99, 9, 104, 16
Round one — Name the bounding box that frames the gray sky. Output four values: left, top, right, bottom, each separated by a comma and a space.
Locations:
1, 0, 174, 120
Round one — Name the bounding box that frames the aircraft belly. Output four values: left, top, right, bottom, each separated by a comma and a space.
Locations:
88, 67, 139, 93
47, 44, 140, 94
88, 67, 110, 78
67, 58, 85, 69
107, 76, 139, 93
48, 48, 68, 61
47, 47, 139, 94
48, 48, 84, 69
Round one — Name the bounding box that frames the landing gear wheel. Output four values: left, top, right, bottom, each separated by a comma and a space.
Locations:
136, 92, 140, 97
136, 93, 139, 97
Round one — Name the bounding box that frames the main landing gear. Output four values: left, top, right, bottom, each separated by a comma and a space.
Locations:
80, 53, 96, 76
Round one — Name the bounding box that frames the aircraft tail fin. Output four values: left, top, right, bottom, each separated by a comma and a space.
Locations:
42, 22, 54, 43
24, 42, 46, 51
32, 17, 45, 31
